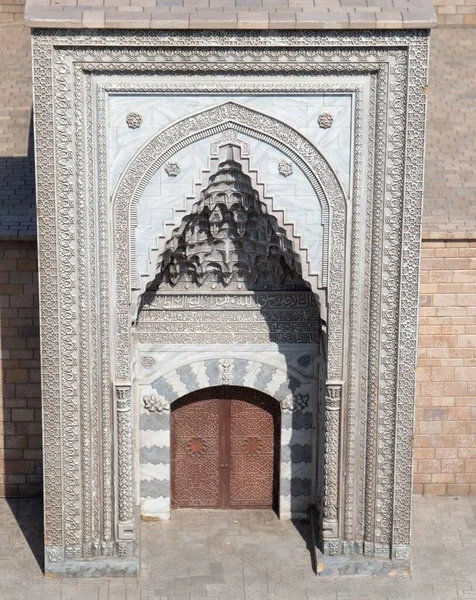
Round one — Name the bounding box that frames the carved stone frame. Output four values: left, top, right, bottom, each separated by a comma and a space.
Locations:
32, 29, 429, 575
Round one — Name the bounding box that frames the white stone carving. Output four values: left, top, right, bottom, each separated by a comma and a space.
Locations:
126, 112, 142, 129
278, 159, 293, 177
31, 29, 429, 574
141, 356, 156, 369
219, 358, 233, 385
164, 161, 181, 176
318, 112, 334, 129
143, 392, 169, 413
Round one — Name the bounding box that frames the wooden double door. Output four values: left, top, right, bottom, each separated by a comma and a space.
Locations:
171, 386, 280, 509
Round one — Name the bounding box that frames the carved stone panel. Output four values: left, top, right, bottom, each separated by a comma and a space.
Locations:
31, 29, 429, 576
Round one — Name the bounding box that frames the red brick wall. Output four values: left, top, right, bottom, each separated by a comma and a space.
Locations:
0, 240, 42, 497
415, 239, 476, 495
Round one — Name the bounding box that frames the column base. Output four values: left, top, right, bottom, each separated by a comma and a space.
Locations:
45, 554, 139, 578
316, 552, 410, 577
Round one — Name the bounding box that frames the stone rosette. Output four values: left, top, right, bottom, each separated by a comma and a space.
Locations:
143, 392, 169, 413
318, 112, 334, 129
126, 111, 143, 129
164, 161, 181, 176
278, 159, 293, 177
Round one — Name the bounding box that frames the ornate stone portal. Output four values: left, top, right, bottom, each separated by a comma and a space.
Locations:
31, 29, 430, 576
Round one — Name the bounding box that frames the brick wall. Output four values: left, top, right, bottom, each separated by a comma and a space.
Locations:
0, 0, 25, 22
433, 0, 476, 25
0, 240, 41, 497
415, 238, 476, 496
0, 0, 475, 26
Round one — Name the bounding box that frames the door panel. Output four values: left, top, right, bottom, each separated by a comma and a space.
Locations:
171, 386, 279, 510
171, 397, 220, 508
229, 397, 275, 508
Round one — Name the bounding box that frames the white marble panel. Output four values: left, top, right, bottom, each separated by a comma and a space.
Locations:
141, 429, 170, 448
109, 94, 352, 193
141, 496, 170, 519
281, 428, 312, 447
109, 93, 352, 283
140, 462, 170, 481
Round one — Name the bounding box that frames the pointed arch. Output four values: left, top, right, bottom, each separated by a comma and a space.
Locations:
113, 101, 348, 384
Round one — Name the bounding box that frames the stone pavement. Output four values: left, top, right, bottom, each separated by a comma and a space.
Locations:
0, 495, 475, 599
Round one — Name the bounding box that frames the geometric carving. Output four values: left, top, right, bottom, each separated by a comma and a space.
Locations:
141, 356, 156, 369
293, 393, 310, 412
297, 355, 311, 368
148, 144, 310, 293
164, 160, 181, 176
278, 159, 293, 177
318, 113, 334, 129
126, 112, 142, 129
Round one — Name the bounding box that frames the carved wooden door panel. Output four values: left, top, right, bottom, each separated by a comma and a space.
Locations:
171, 386, 278, 509
171, 396, 221, 508
229, 392, 277, 508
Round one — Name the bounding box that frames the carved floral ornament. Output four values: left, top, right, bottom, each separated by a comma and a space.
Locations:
47, 548, 61, 563
281, 393, 309, 412
219, 358, 233, 385
143, 391, 169, 413
318, 112, 334, 129
278, 159, 293, 177
164, 161, 181, 176
126, 111, 142, 129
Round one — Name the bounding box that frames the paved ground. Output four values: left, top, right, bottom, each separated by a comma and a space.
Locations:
0, 495, 475, 599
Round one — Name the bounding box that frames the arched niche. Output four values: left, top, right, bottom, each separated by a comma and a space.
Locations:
137, 358, 318, 521
112, 100, 348, 383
